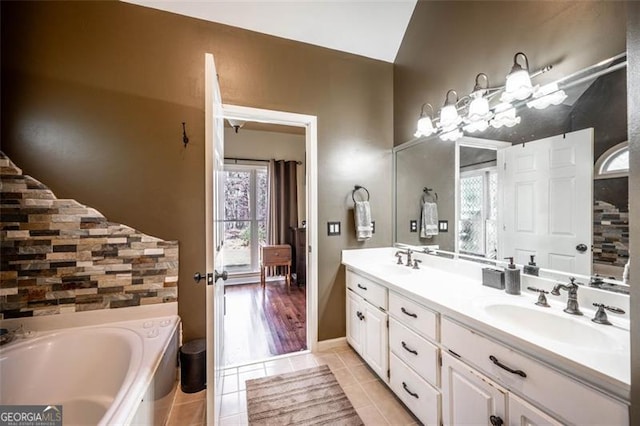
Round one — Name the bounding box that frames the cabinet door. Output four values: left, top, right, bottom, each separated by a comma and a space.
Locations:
442, 352, 507, 426
363, 302, 389, 382
509, 393, 563, 426
346, 290, 363, 354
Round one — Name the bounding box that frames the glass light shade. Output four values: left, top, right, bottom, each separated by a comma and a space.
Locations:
501, 69, 534, 102
527, 82, 567, 110
467, 95, 491, 122
416, 115, 435, 137
440, 128, 463, 142
464, 120, 489, 133
440, 104, 462, 129
490, 102, 521, 129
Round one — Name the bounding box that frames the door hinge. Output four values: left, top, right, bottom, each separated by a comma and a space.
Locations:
439, 353, 442, 367
386, 319, 389, 328
503, 161, 507, 170
387, 369, 390, 379
308, 245, 312, 253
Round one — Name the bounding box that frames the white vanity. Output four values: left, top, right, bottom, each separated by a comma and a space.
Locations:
342, 247, 630, 426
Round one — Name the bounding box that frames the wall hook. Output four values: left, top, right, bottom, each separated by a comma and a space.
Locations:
182, 122, 189, 147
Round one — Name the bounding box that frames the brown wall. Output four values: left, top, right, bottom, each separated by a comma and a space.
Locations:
1, 1, 394, 341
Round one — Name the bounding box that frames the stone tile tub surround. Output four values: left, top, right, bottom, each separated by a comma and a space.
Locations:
0, 152, 178, 319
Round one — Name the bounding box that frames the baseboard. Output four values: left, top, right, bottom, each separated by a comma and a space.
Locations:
315, 337, 347, 352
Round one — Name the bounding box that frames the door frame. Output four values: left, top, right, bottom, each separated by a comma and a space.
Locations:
220, 103, 319, 353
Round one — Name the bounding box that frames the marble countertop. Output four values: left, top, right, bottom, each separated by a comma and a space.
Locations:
342, 247, 630, 401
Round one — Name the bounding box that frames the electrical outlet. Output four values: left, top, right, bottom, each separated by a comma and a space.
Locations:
410, 220, 418, 232
327, 221, 341, 236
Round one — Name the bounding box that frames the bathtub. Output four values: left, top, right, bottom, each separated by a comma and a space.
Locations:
0, 315, 180, 425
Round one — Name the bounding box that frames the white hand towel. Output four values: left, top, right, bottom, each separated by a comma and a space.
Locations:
420, 202, 439, 238
354, 201, 373, 241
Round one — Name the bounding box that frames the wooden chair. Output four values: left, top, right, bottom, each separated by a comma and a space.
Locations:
260, 244, 292, 289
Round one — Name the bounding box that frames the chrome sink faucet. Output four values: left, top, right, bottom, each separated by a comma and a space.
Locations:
551, 277, 583, 315
394, 249, 413, 266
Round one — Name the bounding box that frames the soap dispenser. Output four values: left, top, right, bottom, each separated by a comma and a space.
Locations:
504, 257, 521, 295
523, 255, 539, 276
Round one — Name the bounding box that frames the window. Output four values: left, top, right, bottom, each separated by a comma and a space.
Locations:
459, 168, 498, 258
595, 142, 629, 179
223, 164, 268, 274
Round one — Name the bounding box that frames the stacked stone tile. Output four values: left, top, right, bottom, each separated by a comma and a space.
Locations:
593, 200, 629, 268
0, 152, 178, 319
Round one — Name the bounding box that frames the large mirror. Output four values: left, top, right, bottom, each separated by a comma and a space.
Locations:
394, 54, 629, 288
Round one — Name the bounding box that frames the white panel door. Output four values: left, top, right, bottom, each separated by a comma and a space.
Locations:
499, 128, 593, 275
441, 352, 507, 426
205, 53, 226, 426
509, 393, 563, 426
346, 290, 363, 354
363, 302, 389, 382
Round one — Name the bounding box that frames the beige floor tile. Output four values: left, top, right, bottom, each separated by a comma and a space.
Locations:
174, 387, 206, 405
219, 412, 249, 426
266, 363, 294, 375
222, 374, 239, 394
376, 397, 417, 425
167, 399, 205, 426
238, 363, 265, 373
342, 384, 374, 409
238, 369, 267, 391
350, 364, 378, 383
337, 349, 365, 367
331, 342, 353, 353
315, 352, 347, 370
332, 367, 360, 388
289, 353, 319, 370
220, 392, 246, 418
223, 367, 238, 376
357, 404, 389, 426
264, 358, 293, 369
362, 380, 395, 406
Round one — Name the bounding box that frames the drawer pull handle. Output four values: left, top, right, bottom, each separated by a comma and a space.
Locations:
489, 355, 527, 378
357, 283, 368, 290
400, 307, 417, 318
401, 341, 418, 355
402, 382, 419, 399
356, 311, 364, 321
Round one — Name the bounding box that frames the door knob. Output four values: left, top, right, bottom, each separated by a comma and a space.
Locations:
215, 269, 228, 282
576, 243, 588, 253
193, 272, 205, 283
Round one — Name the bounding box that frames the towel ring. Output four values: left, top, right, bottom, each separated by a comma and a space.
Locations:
352, 185, 370, 203
422, 187, 438, 203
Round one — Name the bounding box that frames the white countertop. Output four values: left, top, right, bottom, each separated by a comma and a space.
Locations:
342, 247, 630, 401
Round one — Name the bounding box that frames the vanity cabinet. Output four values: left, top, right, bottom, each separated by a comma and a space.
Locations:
346, 271, 389, 381
441, 317, 628, 425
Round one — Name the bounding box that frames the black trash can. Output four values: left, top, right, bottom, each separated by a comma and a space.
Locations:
180, 338, 206, 393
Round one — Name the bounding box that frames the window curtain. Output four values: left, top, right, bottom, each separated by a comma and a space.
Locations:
266, 160, 298, 275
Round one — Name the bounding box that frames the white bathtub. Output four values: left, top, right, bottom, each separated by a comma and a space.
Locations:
0, 315, 180, 425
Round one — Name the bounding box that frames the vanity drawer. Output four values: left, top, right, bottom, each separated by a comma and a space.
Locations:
441, 317, 628, 425
346, 270, 387, 310
390, 353, 440, 426
389, 318, 439, 386
389, 291, 438, 341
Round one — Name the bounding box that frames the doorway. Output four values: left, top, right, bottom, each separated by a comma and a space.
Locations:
220, 104, 318, 368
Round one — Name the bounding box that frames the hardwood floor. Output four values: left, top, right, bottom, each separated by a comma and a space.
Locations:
223, 280, 306, 366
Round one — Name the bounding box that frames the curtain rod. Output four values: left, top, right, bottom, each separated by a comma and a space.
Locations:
225, 156, 302, 165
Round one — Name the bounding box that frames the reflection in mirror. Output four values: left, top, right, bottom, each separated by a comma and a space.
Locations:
394, 53, 629, 290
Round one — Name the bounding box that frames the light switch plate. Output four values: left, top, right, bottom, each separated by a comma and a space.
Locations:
438, 220, 448, 232
327, 221, 341, 236
410, 220, 418, 232
371, 221, 375, 234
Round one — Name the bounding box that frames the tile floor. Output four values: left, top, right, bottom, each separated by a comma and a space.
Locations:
166, 342, 419, 425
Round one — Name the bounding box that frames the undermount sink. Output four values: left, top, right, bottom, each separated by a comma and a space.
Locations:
479, 302, 622, 350
372, 263, 413, 276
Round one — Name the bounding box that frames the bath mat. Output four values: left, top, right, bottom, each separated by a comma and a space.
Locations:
245, 365, 363, 425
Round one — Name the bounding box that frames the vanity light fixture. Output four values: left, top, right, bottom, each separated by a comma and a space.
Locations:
501, 52, 535, 102
414, 103, 436, 138
490, 102, 521, 129
464, 73, 493, 133
439, 90, 462, 140
526, 82, 568, 110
